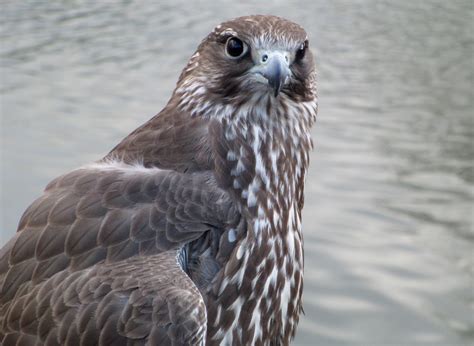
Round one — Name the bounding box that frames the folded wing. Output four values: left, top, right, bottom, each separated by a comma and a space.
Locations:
0, 163, 238, 345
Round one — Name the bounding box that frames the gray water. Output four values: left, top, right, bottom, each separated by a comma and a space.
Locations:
1, 1, 473, 345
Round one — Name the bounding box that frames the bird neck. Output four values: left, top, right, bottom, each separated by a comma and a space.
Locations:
207, 93, 317, 344
214, 93, 316, 237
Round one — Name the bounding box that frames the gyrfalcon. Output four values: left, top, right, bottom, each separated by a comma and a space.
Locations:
0, 15, 317, 345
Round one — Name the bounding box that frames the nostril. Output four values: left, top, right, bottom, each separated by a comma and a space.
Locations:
262, 54, 268, 62
285, 55, 289, 63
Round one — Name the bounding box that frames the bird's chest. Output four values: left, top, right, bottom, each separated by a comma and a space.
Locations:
206, 206, 304, 346
249, 203, 304, 345
206, 109, 310, 344
206, 173, 305, 345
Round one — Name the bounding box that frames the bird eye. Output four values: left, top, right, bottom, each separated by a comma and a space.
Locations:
225, 37, 247, 58
295, 40, 308, 61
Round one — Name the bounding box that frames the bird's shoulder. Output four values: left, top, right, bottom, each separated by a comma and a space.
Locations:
106, 102, 214, 173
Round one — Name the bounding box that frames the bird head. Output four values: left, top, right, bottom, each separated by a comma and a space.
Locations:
175, 15, 316, 113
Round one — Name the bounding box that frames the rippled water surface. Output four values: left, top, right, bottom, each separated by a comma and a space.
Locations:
1, 1, 473, 345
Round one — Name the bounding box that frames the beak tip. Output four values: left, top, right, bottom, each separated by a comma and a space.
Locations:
273, 88, 280, 97
269, 80, 281, 97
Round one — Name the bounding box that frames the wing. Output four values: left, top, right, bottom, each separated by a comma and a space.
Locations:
0, 164, 239, 345
1, 250, 207, 346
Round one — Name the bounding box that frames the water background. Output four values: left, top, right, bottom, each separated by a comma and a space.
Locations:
1, 1, 473, 345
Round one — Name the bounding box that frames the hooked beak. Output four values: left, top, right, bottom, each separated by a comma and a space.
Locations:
253, 51, 290, 97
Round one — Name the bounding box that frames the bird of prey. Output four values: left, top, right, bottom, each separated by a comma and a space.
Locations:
0, 14, 317, 345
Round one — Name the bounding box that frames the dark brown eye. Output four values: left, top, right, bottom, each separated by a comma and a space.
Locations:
295, 40, 308, 61
225, 37, 247, 58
